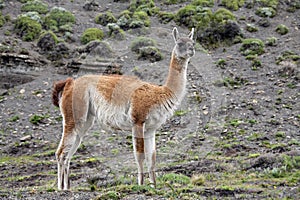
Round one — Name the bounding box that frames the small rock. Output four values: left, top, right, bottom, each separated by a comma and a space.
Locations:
20, 135, 32, 142
19, 89, 25, 94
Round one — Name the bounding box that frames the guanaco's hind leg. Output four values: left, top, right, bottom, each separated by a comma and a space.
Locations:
56, 115, 94, 190
56, 132, 81, 190
132, 124, 145, 185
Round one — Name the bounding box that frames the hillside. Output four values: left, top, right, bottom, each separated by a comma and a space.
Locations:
0, 0, 299, 199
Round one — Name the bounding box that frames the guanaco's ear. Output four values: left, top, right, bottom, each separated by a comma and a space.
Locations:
188, 28, 195, 40
173, 27, 179, 42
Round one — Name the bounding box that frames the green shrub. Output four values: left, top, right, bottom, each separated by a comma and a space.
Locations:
20, 11, 42, 23
131, 37, 162, 62
265, 37, 278, 46
255, 7, 276, 18
130, 11, 150, 28
275, 24, 289, 35
80, 28, 104, 44
174, 4, 196, 28
116, 10, 131, 29
246, 24, 258, 32
107, 23, 125, 40
240, 38, 265, 56
44, 7, 75, 31
221, 0, 245, 11
213, 8, 236, 24
21, 0, 48, 14
0, 0, 5, 9
257, 0, 278, 9
95, 11, 117, 26
191, 0, 214, 7
276, 50, 300, 64
0, 12, 5, 27
131, 37, 156, 52
14, 16, 42, 41
157, 11, 174, 24
129, 0, 157, 16
138, 46, 163, 62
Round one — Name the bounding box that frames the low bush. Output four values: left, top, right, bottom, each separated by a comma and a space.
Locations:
14, 15, 42, 41
80, 28, 104, 44
21, 0, 48, 14
240, 38, 265, 56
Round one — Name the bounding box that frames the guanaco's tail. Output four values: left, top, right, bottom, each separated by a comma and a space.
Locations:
52, 78, 73, 107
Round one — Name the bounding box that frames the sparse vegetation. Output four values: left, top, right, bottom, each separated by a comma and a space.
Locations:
21, 0, 48, 14
255, 7, 277, 18
221, 0, 245, 11
95, 11, 117, 26
80, 28, 104, 44
0, 11, 5, 27
240, 38, 265, 56
275, 24, 289, 35
14, 15, 42, 41
0, 0, 299, 199
44, 7, 75, 32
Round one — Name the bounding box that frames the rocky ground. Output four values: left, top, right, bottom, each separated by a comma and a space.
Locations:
0, 0, 299, 199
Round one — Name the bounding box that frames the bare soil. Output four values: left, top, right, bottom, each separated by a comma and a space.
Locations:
0, 0, 299, 199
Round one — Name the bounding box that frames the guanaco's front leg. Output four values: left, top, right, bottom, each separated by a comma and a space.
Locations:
144, 129, 156, 187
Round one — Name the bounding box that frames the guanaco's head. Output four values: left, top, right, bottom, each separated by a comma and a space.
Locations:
172, 27, 195, 59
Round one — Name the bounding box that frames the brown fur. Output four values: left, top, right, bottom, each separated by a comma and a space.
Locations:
96, 75, 144, 106
170, 54, 184, 72
135, 138, 145, 153
61, 78, 75, 136
52, 78, 74, 107
131, 84, 174, 125
97, 75, 122, 102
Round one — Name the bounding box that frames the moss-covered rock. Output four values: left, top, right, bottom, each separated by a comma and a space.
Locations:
37, 31, 58, 52
44, 7, 75, 32
275, 24, 289, 35
138, 46, 163, 62
240, 38, 265, 56
88, 41, 115, 58
95, 11, 117, 26
14, 15, 42, 41
221, 0, 245, 11
21, 0, 48, 14
255, 7, 277, 18
80, 28, 104, 45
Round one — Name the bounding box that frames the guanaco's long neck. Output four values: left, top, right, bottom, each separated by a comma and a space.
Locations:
164, 51, 189, 102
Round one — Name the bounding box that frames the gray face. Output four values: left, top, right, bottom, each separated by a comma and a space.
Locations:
176, 37, 195, 59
